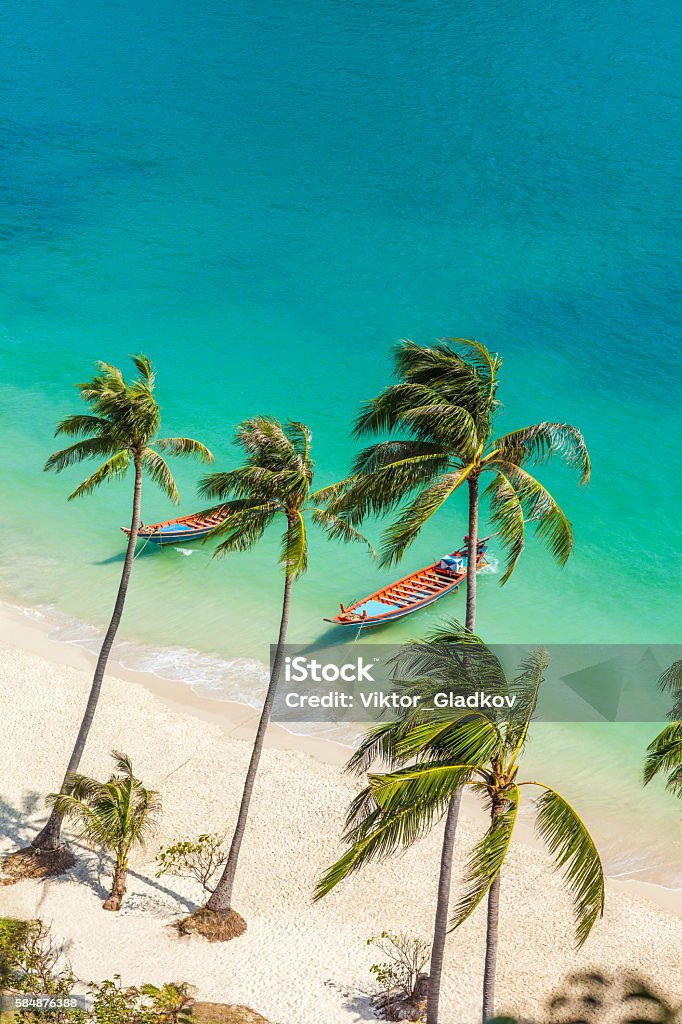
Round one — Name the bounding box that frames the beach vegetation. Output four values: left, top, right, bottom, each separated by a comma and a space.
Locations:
178, 416, 373, 938
316, 627, 605, 1024
643, 660, 682, 803
155, 833, 227, 893
0, 916, 84, 1023
367, 930, 430, 1021
30, 355, 212, 858
329, 338, 591, 1024
47, 751, 161, 912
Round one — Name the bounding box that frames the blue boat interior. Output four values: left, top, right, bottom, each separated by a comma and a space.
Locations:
355, 599, 404, 616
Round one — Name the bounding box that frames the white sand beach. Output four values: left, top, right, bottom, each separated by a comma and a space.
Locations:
1, 604, 680, 1024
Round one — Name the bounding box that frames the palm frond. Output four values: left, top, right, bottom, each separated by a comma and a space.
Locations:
280, 511, 307, 579
451, 790, 519, 928
308, 477, 353, 505
659, 660, 682, 721
642, 722, 682, 792
345, 720, 414, 776
130, 353, 154, 385
368, 761, 475, 813
395, 717, 503, 766
212, 504, 279, 557
532, 784, 605, 945
53, 414, 112, 438
67, 450, 132, 500
45, 436, 121, 473
199, 466, 279, 502
380, 467, 472, 566
505, 649, 551, 756
492, 460, 574, 568
314, 797, 445, 900
493, 422, 591, 484
483, 470, 526, 584
154, 437, 214, 463
332, 445, 451, 525
309, 508, 376, 557
235, 416, 297, 467
141, 448, 179, 503
286, 420, 312, 463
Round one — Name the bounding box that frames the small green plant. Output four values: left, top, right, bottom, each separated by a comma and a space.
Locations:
0, 917, 85, 1023
367, 931, 430, 1021
156, 834, 227, 893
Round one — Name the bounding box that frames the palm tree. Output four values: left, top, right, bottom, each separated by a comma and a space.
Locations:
187, 416, 372, 936
331, 338, 591, 1022
316, 628, 605, 1024
644, 660, 682, 802
32, 356, 212, 854
48, 751, 161, 911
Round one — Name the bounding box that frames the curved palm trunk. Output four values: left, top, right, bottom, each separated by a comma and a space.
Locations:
205, 567, 293, 916
425, 789, 461, 1024
32, 459, 144, 852
482, 802, 503, 1022
426, 475, 480, 1024
465, 475, 479, 634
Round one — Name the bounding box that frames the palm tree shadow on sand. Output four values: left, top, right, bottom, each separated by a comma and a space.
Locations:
0, 795, 197, 914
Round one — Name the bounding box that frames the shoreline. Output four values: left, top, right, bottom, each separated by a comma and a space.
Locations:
0, 598, 680, 914
0, 598, 350, 768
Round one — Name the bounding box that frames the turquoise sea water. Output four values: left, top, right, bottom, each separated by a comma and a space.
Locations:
1, 2, 681, 881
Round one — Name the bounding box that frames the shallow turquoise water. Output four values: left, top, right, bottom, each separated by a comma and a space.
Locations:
0, 1, 680, 879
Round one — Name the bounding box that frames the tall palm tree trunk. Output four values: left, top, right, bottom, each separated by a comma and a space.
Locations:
426, 476, 480, 1024
465, 474, 479, 634
482, 802, 503, 1023
206, 566, 293, 916
425, 789, 461, 1024
32, 458, 144, 852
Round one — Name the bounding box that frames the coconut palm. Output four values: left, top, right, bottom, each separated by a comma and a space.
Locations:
32, 355, 212, 854
188, 416, 372, 936
48, 751, 161, 911
644, 660, 682, 802
331, 338, 591, 1023
316, 628, 605, 1024
334, 337, 590, 626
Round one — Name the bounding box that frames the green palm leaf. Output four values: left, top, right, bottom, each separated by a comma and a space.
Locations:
309, 508, 377, 557
332, 443, 450, 525
451, 789, 519, 927
67, 450, 132, 500
45, 436, 121, 473
154, 436, 213, 462
280, 511, 307, 578
54, 414, 112, 438
659, 659, 682, 721
492, 460, 574, 567
314, 797, 445, 900
141, 448, 180, 502
484, 470, 526, 584
643, 722, 682, 796
381, 467, 472, 566
212, 504, 279, 556
368, 762, 474, 813
493, 422, 591, 484
532, 785, 605, 946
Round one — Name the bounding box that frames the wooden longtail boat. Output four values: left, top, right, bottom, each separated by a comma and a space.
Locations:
325, 538, 490, 628
121, 507, 228, 546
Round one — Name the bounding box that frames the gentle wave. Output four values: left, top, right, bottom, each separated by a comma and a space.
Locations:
8, 599, 359, 746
